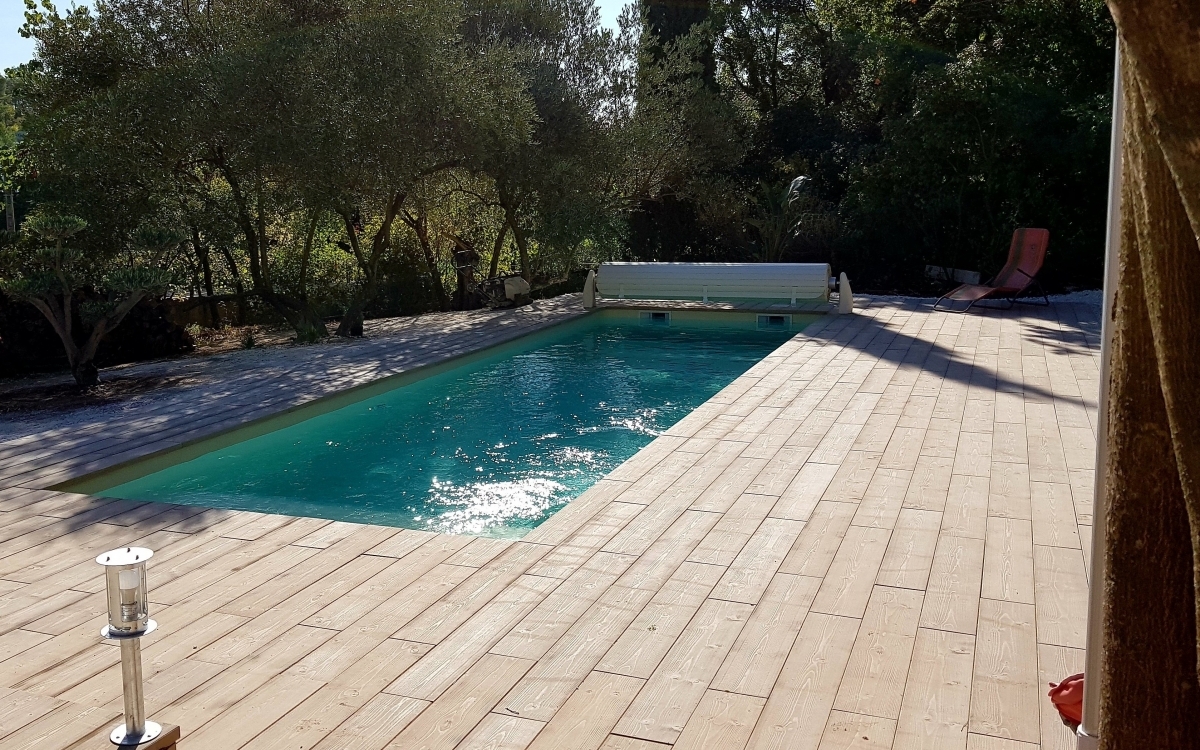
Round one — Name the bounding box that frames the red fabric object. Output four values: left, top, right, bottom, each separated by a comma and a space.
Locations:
990, 227, 1051, 292
1048, 673, 1085, 726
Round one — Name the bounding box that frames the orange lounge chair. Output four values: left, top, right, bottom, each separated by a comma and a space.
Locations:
934, 228, 1050, 312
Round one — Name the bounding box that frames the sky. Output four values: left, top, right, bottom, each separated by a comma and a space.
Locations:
2, 0, 34, 71
0, 0, 628, 72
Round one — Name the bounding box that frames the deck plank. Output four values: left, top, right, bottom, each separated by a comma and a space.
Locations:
1032, 545, 1089, 649
818, 710, 897, 750
526, 671, 645, 750
0, 298, 1102, 750
877, 508, 941, 590
307, 693, 427, 750
672, 690, 765, 750
597, 562, 724, 679
613, 597, 752, 744
709, 517, 805, 605
710, 572, 821, 698
384, 653, 533, 750
778, 501, 856, 579
743, 612, 859, 750
810, 525, 892, 619
1036, 643, 1085, 750
499, 585, 655, 722
383, 574, 559, 701
893, 628, 976, 750
981, 518, 1036, 605
919, 533, 985, 634
969, 599, 1041, 744
833, 586, 924, 720
457, 714, 546, 750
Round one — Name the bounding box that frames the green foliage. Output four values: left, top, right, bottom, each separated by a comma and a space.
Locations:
130, 226, 186, 256
745, 178, 837, 263
0, 76, 15, 147
24, 212, 86, 244
827, 4, 1113, 289
106, 266, 173, 295
2, 204, 181, 382
1, 0, 1114, 379
2, 269, 58, 299
0, 75, 19, 198
628, 0, 1114, 289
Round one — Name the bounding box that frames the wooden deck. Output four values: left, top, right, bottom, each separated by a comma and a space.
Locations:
0, 295, 1099, 750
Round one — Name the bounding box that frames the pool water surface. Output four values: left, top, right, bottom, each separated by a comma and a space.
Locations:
96, 312, 810, 537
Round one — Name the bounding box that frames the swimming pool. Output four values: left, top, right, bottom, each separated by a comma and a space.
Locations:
83, 310, 813, 537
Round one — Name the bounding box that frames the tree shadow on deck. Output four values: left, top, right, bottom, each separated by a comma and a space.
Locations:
800, 299, 1100, 408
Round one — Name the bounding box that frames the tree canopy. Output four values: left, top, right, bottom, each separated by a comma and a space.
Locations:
0, 0, 1115, 378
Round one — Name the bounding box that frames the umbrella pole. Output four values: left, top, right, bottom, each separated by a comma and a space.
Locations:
1077, 33, 1123, 750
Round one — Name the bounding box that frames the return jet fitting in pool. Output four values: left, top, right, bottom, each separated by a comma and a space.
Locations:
97, 546, 176, 747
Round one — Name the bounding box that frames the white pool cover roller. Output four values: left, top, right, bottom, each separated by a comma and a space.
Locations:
596, 262, 832, 304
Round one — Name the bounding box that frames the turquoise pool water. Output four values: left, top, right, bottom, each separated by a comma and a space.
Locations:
98, 312, 807, 537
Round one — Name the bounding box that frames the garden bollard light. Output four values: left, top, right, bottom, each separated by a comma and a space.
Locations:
98, 547, 162, 746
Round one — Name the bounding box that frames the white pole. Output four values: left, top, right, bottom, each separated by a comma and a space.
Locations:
1077, 33, 1123, 750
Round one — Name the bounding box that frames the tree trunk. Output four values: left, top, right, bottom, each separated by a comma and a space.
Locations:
497, 187, 531, 282
26, 294, 89, 386
27, 290, 148, 388
70, 360, 100, 388
337, 294, 367, 337
218, 245, 249, 326
446, 233, 480, 310
403, 209, 449, 312
489, 222, 508, 280
1099, 118, 1200, 748
505, 206, 531, 283
299, 209, 319, 302
192, 226, 221, 328
1098, 5, 1200, 745
420, 223, 450, 312
220, 161, 327, 341
261, 289, 328, 342
337, 193, 403, 337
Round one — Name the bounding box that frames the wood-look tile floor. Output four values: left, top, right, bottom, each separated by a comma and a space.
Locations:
0, 296, 1099, 750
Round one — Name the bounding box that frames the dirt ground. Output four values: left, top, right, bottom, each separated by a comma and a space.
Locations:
0, 374, 209, 415
187, 323, 321, 355
0, 323, 330, 415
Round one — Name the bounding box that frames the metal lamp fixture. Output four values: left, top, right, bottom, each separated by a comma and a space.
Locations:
98, 546, 162, 746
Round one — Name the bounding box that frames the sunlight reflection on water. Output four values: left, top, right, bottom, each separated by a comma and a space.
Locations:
427, 477, 568, 537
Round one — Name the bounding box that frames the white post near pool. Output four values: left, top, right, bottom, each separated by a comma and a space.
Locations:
1077, 33, 1123, 750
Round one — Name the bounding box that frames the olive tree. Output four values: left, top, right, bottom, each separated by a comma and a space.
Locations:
310, 3, 532, 333
4, 215, 180, 386
466, 0, 628, 282
18, 0, 342, 341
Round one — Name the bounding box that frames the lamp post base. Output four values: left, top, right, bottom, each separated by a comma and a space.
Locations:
1076, 727, 1099, 750
110, 721, 179, 749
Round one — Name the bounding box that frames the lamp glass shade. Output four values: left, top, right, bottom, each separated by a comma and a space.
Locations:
97, 547, 153, 635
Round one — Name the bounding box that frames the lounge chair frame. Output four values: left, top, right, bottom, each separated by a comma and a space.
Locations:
933, 229, 1050, 313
